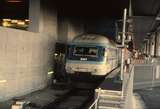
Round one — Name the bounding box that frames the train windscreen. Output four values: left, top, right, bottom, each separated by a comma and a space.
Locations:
67, 45, 104, 62
73, 47, 98, 57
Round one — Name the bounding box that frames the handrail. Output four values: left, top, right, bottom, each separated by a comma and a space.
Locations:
122, 64, 134, 109
122, 64, 134, 98
88, 98, 98, 109
88, 65, 134, 109
88, 88, 101, 109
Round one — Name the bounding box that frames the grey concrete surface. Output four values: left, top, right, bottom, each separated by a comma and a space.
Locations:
136, 87, 160, 109
0, 0, 85, 101
28, 0, 40, 32
0, 27, 55, 102
29, 0, 57, 37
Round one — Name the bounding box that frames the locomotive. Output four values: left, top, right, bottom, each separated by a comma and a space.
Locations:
65, 34, 120, 81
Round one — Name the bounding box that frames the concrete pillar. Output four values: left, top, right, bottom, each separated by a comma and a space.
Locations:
39, 0, 57, 37
156, 32, 160, 56
150, 34, 155, 56
143, 41, 147, 54
28, 0, 40, 32
58, 17, 84, 43
154, 32, 158, 56
29, 0, 57, 37
58, 18, 68, 43
146, 39, 150, 55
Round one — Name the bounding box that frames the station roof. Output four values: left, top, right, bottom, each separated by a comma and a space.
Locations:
0, 0, 160, 49
58, 0, 160, 48
132, 0, 160, 48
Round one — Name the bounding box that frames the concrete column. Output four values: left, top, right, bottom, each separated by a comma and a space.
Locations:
67, 19, 84, 42
150, 34, 155, 56
58, 18, 69, 43
39, 0, 57, 37
28, 0, 40, 32
146, 41, 149, 55
156, 32, 160, 56
28, 0, 57, 37
154, 32, 158, 56
58, 17, 84, 43
143, 41, 147, 54
147, 39, 150, 55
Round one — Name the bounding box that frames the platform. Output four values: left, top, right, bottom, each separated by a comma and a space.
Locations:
136, 87, 160, 109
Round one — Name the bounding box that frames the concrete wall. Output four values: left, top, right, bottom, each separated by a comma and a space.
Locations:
67, 19, 84, 42
39, 0, 57, 37
0, 27, 54, 101
0, 0, 87, 102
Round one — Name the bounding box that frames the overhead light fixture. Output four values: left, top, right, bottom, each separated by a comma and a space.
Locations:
3, 19, 11, 22
7, 0, 22, 3
155, 16, 160, 21
146, 33, 151, 36
0, 80, 7, 83
25, 19, 30, 22
11, 20, 18, 23
17, 21, 25, 25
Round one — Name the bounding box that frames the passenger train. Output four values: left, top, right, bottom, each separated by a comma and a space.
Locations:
65, 34, 120, 81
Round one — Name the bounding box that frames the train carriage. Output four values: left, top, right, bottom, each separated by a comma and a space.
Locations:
65, 34, 119, 81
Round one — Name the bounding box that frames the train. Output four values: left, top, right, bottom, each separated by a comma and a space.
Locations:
65, 34, 120, 81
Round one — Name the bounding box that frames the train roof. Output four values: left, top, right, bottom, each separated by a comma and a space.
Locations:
71, 34, 116, 46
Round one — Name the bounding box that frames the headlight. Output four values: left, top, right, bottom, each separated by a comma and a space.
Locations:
66, 66, 74, 73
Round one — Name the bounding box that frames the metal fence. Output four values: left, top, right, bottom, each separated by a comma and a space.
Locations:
88, 58, 160, 109
122, 65, 134, 109
134, 63, 160, 90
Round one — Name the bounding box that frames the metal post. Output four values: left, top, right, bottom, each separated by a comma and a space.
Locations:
121, 8, 127, 99
154, 32, 157, 57
121, 8, 127, 80
129, 0, 132, 17
95, 101, 97, 109
95, 88, 101, 109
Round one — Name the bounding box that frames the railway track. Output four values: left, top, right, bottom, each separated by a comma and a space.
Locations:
42, 87, 94, 109
42, 67, 120, 109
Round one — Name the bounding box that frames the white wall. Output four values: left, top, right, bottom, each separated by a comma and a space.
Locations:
0, 27, 54, 101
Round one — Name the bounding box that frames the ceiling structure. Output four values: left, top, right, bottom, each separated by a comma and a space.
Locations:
57, 0, 129, 18
0, 0, 129, 19
0, 0, 160, 49
132, 0, 160, 48
58, 0, 160, 49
